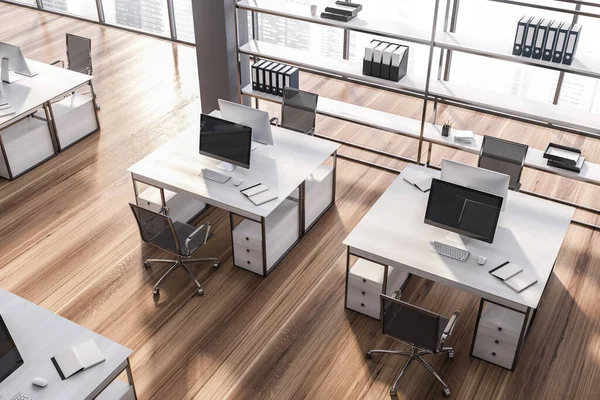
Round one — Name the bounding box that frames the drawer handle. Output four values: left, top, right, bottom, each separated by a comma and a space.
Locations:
497, 327, 502, 332
361, 291, 365, 295
360, 303, 364, 307
492, 352, 496, 357
246, 237, 249, 241
247, 261, 251, 265
495, 340, 499, 344
246, 249, 250, 253
362, 278, 367, 283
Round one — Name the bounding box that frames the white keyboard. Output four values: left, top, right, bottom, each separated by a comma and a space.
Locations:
11, 393, 32, 400
201, 168, 230, 184
430, 241, 470, 262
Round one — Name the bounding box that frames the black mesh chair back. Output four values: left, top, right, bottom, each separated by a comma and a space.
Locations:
478, 136, 528, 191
66, 33, 93, 75
129, 204, 180, 255
281, 87, 319, 135
382, 294, 443, 352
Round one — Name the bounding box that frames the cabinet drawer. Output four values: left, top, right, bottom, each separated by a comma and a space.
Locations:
478, 303, 525, 345
347, 293, 380, 319
472, 331, 518, 369
233, 233, 264, 274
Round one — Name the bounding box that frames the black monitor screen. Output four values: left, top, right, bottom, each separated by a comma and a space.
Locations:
0, 315, 23, 384
199, 114, 252, 169
424, 178, 503, 243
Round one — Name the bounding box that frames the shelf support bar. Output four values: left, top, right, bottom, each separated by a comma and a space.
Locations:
417, 0, 442, 165
443, 0, 460, 82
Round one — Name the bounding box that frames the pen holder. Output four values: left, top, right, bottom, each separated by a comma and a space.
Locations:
442, 123, 451, 137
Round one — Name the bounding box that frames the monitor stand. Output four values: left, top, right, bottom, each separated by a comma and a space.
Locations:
446, 232, 470, 246
217, 162, 236, 172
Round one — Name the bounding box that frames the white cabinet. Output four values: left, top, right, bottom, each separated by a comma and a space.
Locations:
0, 116, 56, 179
44, 94, 99, 150
232, 198, 300, 276
97, 379, 135, 400
471, 301, 527, 370
346, 258, 410, 319
305, 165, 334, 229
137, 186, 207, 223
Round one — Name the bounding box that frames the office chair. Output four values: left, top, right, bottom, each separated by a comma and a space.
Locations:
51, 33, 100, 110
270, 87, 319, 135
478, 136, 528, 191
367, 294, 459, 397
129, 204, 220, 297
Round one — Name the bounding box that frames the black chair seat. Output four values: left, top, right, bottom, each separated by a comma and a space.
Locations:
151, 221, 210, 256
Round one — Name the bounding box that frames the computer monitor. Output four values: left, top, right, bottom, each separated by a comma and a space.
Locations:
0, 315, 23, 384
218, 99, 274, 145
0, 43, 36, 83
424, 178, 503, 244
441, 159, 510, 211
199, 114, 252, 171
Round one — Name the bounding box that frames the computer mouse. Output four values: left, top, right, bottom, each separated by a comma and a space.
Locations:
233, 178, 243, 187
32, 377, 48, 387
478, 256, 486, 266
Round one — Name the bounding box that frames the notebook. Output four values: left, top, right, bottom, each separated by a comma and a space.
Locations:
51, 339, 106, 380
402, 169, 433, 192
503, 269, 538, 293
489, 262, 524, 281
248, 189, 278, 206
241, 183, 269, 197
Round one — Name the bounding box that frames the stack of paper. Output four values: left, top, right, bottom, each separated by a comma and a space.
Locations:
241, 184, 278, 206
0, 102, 15, 118
452, 129, 475, 143
489, 261, 538, 293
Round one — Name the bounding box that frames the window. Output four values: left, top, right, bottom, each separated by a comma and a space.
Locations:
102, 0, 170, 37
42, 0, 98, 20
173, 0, 194, 43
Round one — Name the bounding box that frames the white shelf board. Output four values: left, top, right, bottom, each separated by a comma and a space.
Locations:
428, 79, 600, 136
435, 31, 600, 80
239, 40, 427, 95
242, 84, 600, 186
237, 0, 431, 46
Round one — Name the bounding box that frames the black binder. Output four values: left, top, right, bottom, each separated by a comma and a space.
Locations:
362, 40, 380, 76
513, 16, 531, 56
371, 42, 390, 78
553, 22, 571, 63
277, 65, 292, 96
271, 64, 286, 95
562, 24, 581, 65
522, 17, 540, 58
532, 19, 551, 60
543, 21, 563, 62
284, 67, 299, 90
263, 62, 278, 94
390, 46, 408, 82
381, 44, 399, 80
257, 61, 272, 92
251, 60, 267, 91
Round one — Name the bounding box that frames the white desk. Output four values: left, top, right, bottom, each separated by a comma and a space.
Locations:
128, 111, 339, 276
0, 59, 99, 179
343, 164, 574, 369
0, 289, 136, 400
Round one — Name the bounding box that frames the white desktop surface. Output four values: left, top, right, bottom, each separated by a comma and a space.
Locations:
0, 289, 132, 400
128, 111, 340, 220
343, 164, 574, 310
0, 59, 92, 129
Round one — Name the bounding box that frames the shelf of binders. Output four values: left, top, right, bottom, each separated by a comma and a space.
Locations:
428, 79, 600, 137
435, 31, 600, 80
239, 40, 428, 96
236, 0, 432, 46
243, 83, 600, 186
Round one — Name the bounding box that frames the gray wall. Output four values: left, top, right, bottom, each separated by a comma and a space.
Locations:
191, 0, 250, 112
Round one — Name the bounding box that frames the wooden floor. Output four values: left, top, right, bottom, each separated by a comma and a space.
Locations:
2, 3, 600, 399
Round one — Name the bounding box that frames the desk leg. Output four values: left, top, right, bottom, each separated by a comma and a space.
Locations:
43, 103, 59, 153
126, 358, 138, 399
300, 181, 306, 236
332, 150, 337, 203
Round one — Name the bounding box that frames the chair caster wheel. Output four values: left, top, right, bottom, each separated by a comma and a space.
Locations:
144, 261, 151, 268
390, 388, 397, 397
366, 352, 373, 359
442, 388, 451, 397
196, 288, 204, 296
448, 351, 454, 359
213, 261, 220, 268
152, 288, 159, 295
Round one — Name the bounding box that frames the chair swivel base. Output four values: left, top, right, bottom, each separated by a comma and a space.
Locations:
366, 346, 454, 397
144, 257, 219, 297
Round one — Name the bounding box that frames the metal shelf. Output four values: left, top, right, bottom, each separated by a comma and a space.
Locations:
239, 40, 428, 96
435, 31, 600, 80
237, 0, 432, 46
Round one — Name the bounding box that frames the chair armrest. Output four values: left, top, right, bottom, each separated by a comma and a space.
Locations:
51, 60, 64, 67
307, 127, 316, 136
269, 117, 279, 126
439, 311, 460, 350
184, 223, 211, 254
